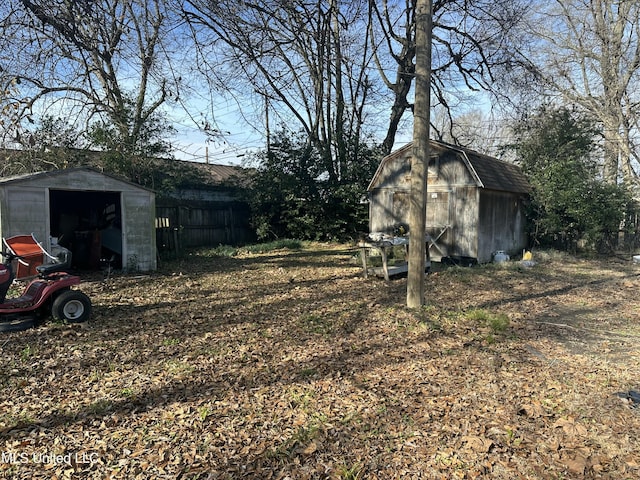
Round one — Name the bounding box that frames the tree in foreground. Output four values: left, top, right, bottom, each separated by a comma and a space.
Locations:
510, 106, 636, 252
406, 0, 433, 308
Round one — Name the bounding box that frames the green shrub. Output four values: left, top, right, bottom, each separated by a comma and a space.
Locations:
509, 106, 636, 253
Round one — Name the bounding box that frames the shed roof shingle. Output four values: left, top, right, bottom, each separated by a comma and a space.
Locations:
456, 146, 531, 193
370, 140, 530, 194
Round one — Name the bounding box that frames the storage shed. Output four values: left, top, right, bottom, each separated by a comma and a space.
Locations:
368, 140, 531, 263
0, 167, 156, 271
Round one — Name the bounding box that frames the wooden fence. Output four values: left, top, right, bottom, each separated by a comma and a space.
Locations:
156, 201, 254, 253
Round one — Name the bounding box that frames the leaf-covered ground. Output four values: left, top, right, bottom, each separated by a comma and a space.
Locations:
1, 245, 639, 479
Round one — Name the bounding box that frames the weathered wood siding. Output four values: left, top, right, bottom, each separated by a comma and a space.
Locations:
369, 150, 480, 260
368, 143, 530, 263
477, 190, 527, 263
368, 189, 396, 233
450, 186, 479, 260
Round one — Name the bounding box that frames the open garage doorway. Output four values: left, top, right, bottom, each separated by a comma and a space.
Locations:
49, 189, 123, 270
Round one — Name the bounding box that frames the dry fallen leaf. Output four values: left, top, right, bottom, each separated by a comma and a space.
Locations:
517, 401, 545, 418
462, 435, 494, 453
553, 417, 588, 437
302, 442, 318, 455
1, 246, 639, 479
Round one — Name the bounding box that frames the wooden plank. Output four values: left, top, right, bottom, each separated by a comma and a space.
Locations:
372, 263, 408, 278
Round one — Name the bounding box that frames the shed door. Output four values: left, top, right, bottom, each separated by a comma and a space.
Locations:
391, 191, 452, 259
49, 189, 123, 269
426, 191, 452, 260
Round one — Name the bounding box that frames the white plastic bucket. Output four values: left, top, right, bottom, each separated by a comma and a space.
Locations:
493, 251, 510, 263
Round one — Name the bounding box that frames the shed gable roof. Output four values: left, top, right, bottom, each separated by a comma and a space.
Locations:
0, 166, 154, 193
0, 147, 248, 191
369, 140, 530, 194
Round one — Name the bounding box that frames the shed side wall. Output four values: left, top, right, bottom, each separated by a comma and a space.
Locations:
477, 190, 527, 263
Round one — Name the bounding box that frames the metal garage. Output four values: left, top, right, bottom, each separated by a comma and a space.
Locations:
0, 167, 156, 271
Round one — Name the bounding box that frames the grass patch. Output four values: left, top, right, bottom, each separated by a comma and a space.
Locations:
0, 411, 36, 429
298, 367, 318, 378
118, 387, 138, 399
298, 313, 333, 335
20, 344, 37, 362
337, 462, 364, 480
165, 359, 195, 377
268, 423, 321, 459
87, 399, 113, 415
196, 239, 304, 258
207, 244, 239, 257
287, 385, 316, 410
241, 239, 303, 254
465, 308, 510, 333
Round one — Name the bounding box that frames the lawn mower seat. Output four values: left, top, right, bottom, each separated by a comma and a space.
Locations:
36, 248, 72, 275
3, 234, 70, 278
3, 234, 46, 278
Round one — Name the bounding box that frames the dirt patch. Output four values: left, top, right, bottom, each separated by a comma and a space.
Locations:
0, 245, 639, 479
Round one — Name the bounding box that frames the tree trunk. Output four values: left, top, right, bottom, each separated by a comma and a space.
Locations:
381, 60, 415, 156
407, 0, 433, 308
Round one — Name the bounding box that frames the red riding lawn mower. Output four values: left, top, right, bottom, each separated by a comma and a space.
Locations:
0, 234, 92, 333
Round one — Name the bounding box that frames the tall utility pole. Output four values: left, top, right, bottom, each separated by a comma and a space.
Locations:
406, 0, 433, 308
